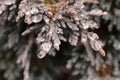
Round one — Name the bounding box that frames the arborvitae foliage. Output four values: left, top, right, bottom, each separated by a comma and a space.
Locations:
0, 0, 120, 80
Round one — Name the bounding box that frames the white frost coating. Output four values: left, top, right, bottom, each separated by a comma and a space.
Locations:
41, 42, 52, 52
37, 51, 47, 59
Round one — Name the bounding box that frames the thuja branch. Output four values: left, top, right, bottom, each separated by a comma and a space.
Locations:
45, 0, 69, 14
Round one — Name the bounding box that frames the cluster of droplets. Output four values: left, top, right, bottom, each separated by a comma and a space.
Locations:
37, 0, 107, 58
16, 0, 52, 24
0, 0, 16, 14
17, 0, 107, 58
0, 0, 107, 59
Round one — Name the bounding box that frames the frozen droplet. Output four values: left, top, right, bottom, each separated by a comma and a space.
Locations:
44, 16, 50, 24
37, 50, 47, 59
81, 20, 89, 29
41, 42, 52, 52
90, 40, 102, 51
87, 32, 99, 40
30, 7, 38, 14
32, 14, 42, 23
36, 37, 45, 43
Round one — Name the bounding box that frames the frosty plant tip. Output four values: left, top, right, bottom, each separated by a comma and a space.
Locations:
0, 0, 107, 59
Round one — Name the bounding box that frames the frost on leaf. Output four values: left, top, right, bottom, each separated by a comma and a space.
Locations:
37, 50, 47, 59
90, 40, 102, 51
41, 42, 52, 52
88, 9, 108, 16
0, 0, 106, 58
87, 32, 99, 40
69, 35, 78, 46
52, 33, 61, 50
0, 0, 16, 14
16, 0, 52, 24
37, 42, 52, 58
